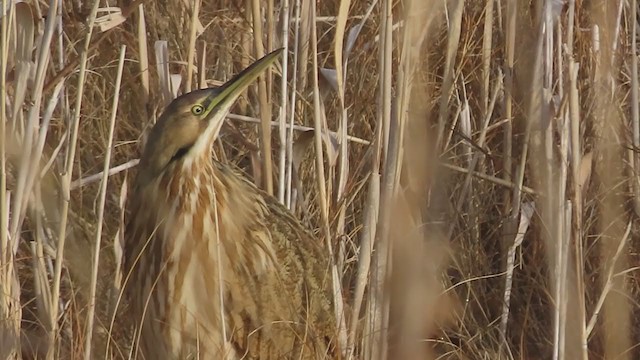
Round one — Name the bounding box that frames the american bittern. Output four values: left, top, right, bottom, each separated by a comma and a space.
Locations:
123, 49, 337, 359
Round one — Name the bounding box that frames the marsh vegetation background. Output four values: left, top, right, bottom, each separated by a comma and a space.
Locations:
2, 0, 640, 359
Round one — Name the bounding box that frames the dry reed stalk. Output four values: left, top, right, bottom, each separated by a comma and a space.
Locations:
333, 1, 351, 343
565, 0, 588, 357
435, 0, 462, 151
367, 0, 393, 357
250, 0, 274, 195
137, 3, 150, 100
630, 0, 640, 216
185, 0, 200, 92
0, 1, 20, 358
277, 0, 289, 204
481, 0, 494, 118
285, 0, 302, 209
591, 1, 632, 358
309, 1, 348, 355
82, 45, 125, 360
198, 41, 207, 89
501, 0, 516, 249
47, 1, 100, 358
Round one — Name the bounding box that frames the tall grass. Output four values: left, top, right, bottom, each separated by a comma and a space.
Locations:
2, 0, 640, 359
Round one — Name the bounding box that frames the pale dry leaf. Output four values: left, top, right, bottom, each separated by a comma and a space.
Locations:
95, 7, 126, 32
138, 4, 150, 97
319, 67, 339, 93
12, 1, 36, 118
578, 151, 593, 193
333, 0, 351, 102
113, 176, 128, 291
250, 150, 262, 188
515, 201, 535, 247
155, 40, 172, 104
344, 24, 362, 59
180, 0, 204, 35
12, 61, 34, 120
169, 74, 182, 98
344, 0, 377, 61
15, 1, 35, 61
323, 130, 340, 167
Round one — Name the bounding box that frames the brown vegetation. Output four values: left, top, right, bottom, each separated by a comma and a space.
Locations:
2, 0, 639, 359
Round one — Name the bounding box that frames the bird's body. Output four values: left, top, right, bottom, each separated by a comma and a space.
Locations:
122, 49, 337, 359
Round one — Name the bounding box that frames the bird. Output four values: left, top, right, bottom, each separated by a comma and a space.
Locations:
122, 48, 338, 359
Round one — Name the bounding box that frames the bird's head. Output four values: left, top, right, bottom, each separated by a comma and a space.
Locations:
136, 48, 283, 187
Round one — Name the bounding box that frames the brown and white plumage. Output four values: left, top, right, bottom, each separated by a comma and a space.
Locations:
122, 49, 337, 359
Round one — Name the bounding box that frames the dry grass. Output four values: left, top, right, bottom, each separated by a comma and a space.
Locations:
2, 0, 640, 359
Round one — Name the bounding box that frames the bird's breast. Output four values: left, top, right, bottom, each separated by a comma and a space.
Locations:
129, 159, 282, 359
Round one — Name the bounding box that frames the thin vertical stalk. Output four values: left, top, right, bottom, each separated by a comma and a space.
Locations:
310, 1, 346, 357
83, 45, 125, 360
48, 1, 101, 357
250, 0, 274, 194
502, 0, 516, 221
435, 0, 463, 150
185, 0, 200, 92
286, 0, 301, 209
278, 0, 289, 204
369, 0, 393, 358
566, 0, 587, 358
0, 1, 13, 355
481, 0, 494, 117
1, 0, 9, 270
630, 0, 640, 215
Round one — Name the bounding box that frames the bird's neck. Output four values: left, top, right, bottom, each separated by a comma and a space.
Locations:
153, 155, 269, 235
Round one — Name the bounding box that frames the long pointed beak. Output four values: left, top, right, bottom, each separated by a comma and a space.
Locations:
201, 48, 284, 119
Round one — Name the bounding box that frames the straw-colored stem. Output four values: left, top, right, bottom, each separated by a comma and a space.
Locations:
48, 1, 101, 357
278, 0, 289, 204
309, 2, 347, 356
185, 0, 200, 92
286, 0, 302, 209
82, 45, 126, 360
250, 0, 274, 195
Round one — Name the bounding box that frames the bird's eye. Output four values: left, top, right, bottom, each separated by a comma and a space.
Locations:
191, 104, 205, 116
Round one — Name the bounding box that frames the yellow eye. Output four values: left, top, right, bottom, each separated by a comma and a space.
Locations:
191, 104, 205, 116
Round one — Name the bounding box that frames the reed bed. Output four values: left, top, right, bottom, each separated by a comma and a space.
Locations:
2, 0, 639, 359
